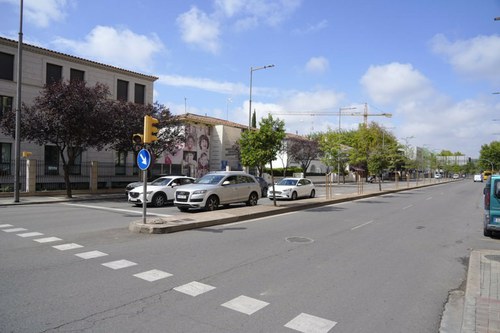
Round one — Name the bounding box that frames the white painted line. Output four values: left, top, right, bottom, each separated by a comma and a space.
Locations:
133, 269, 172, 282
351, 220, 374, 230
101, 259, 137, 270
75, 250, 108, 259
34, 237, 62, 243
285, 313, 337, 333
17, 232, 44, 238
61, 203, 173, 217
0, 224, 13, 228
174, 281, 216, 296
402, 204, 413, 210
52, 243, 83, 251
426, 196, 433, 200
3, 228, 27, 233
221, 295, 269, 315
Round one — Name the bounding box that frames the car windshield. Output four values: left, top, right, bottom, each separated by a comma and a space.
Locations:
195, 174, 225, 184
277, 179, 298, 186
151, 177, 172, 186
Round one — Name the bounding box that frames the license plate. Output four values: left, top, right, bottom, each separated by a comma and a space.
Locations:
177, 195, 187, 199
495, 217, 500, 223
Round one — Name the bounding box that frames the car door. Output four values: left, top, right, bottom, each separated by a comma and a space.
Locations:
220, 175, 240, 204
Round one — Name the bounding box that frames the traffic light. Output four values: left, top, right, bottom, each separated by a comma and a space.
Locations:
143, 115, 159, 143
132, 133, 144, 144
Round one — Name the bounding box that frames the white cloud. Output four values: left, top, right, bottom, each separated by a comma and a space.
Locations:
431, 34, 500, 84
0, 0, 71, 28
52, 26, 164, 73
176, 6, 220, 54
158, 74, 246, 95
360, 62, 433, 105
305, 56, 329, 74
293, 19, 328, 35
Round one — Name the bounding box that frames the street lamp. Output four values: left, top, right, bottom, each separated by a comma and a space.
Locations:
248, 64, 274, 129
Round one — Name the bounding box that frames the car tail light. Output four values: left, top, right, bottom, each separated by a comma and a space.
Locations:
485, 189, 491, 210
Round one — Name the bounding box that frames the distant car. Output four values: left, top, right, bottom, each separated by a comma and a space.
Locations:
174, 171, 261, 212
453, 173, 460, 179
125, 174, 168, 197
268, 177, 316, 200
434, 173, 442, 179
128, 176, 195, 207
254, 176, 269, 197
474, 174, 483, 182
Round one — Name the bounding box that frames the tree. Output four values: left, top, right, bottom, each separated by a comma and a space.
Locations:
287, 136, 319, 175
479, 141, 500, 172
1, 80, 114, 198
239, 114, 285, 205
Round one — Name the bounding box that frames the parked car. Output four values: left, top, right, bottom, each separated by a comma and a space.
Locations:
434, 173, 442, 179
268, 177, 316, 200
128, 175, 195, 207
174, 171, 261, 212
483, 175, 500, 237
254, 176, 269, 197
453, 173, 460, 179
474, 174, 483, 182
125, 174, 169, 197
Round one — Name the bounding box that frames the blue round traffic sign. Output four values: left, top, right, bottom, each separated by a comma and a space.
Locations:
137, 149, 151, 170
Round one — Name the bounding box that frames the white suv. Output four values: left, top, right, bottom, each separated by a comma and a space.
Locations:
174, 171, 261, 212
128, 175, 195, 207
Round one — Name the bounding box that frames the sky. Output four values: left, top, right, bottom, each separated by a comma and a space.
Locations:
1, 0, 500, 158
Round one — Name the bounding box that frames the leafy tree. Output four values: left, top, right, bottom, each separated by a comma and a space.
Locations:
318, 129, 351, 182
251, 110, 257, 128
287, 136, 319, 175
1, 80, 114, 198
239, 114, 285, 205
479, 141, 500, 172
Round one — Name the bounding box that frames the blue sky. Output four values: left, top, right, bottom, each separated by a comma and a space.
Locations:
1, 0, 499, 158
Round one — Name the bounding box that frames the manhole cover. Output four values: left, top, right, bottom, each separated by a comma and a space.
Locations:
286, 237, 314, 244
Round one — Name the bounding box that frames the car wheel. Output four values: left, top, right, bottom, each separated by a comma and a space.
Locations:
310, 189, 316, 198
484, 227, 493, 237
152, 193, 167, 207
247, 192, 258, 206
205, 195, 219, 211
291, 191, 298, 200
262, 187, 268, 198
177, 207, 189, 212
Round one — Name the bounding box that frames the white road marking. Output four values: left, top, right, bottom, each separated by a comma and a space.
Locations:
351, 220, 374, 230
34, 237, 62, 243
133, 269, 172, 282
221, 295, 269, 315
60, 203, 173, 217
52, 243, 83, 251
402, 204, 413, 210
101, 259, 137, 270
3, 228, 27, 233
426, 196, 433, 200
285, 313, 337, 333
174, 281, 216, 296
0, 224, 13, 228
75, 250, 108, 259
17, 232, 44, 238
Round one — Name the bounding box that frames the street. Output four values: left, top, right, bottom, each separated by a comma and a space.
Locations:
0, 180, 496, 332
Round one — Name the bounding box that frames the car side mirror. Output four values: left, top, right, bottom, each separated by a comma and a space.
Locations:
171, 183, 178, 187
222, 180, 230, 186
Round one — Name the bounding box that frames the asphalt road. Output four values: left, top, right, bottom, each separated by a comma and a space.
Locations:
0, 180, 497, 332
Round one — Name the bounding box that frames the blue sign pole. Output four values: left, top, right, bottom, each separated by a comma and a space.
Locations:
137, 149, 152, 223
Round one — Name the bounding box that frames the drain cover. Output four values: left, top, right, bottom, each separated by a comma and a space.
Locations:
286, 237, 313, 243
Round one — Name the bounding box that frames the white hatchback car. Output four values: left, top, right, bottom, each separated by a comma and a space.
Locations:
268, 177, 316, 200
128, 176, 195, 207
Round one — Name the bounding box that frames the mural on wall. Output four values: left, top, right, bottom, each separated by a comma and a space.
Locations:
165, 123, 209, 178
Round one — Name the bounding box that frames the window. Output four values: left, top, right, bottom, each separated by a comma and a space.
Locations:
67, 147, 82, 175
46, 63, 62, 85
0, 52, 14, 81
117, 79, 128, 101
0, 95, 13, 118
0, 143, 12, 176
134, 83, 145, 104
44, 145, 59, 175
115, 151, 127, 175
70, 68, 85, 82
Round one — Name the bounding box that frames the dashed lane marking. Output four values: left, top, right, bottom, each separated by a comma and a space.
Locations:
0, 224, 13, 228
34, 237, 62, 243
3, 228, 27, 233
17, 232, 44, 238
284, 312, 337, 333
133, 269, 172, 282
101, 259, 137, 270
75, 250, 108, 259
351, 220, 374, 230
52, 243, 84, 251
426, 196, 433, 200
221, 295, 270, 315
402, 204, 413, 210
60, 203, 173, 217
174, 281, 216, 296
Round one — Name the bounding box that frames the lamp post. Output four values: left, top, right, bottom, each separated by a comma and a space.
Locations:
14, 0, 24, 203
248, 64, 274, 129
